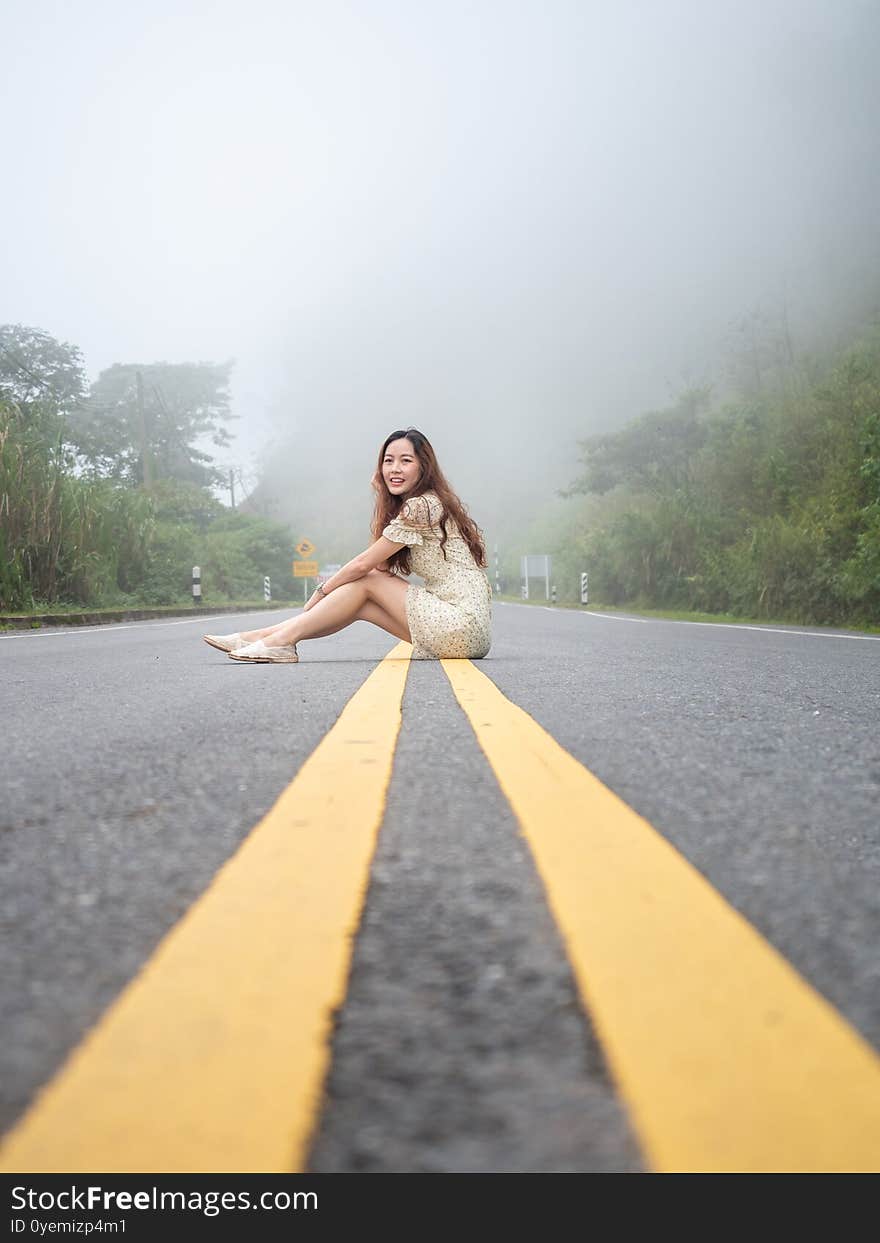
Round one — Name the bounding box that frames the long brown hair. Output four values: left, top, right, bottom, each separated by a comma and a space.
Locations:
371, 428, 487, 576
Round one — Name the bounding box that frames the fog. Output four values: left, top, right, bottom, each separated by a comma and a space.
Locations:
3, 0, 879, 544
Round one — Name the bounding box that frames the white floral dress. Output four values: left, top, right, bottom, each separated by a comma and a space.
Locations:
381, 491, 493, 659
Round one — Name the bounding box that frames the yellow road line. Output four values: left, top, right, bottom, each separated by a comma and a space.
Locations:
0, 644, 413, 1174
442, 658, 880, 1173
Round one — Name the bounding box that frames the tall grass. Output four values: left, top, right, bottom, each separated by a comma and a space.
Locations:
0, 400, 153, 609
1, 400, 296, 611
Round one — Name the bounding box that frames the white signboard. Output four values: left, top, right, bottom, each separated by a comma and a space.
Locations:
520, 554, 551, 600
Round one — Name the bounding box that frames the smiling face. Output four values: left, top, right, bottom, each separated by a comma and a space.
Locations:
381, 437, 421, 497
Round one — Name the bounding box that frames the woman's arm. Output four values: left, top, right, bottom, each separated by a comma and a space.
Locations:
327, 537, 403, 589
303, 536, 404, 609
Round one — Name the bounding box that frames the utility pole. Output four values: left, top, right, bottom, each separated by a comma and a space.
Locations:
136, 370, 153, 489
229, 468, 236, 509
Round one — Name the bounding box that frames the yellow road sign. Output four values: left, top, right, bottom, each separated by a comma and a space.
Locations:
295, 539, 315, 557
293, 561, 318, 577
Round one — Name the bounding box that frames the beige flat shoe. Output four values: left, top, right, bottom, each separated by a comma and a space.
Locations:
203, 632, 246, 653
228, 639, 299, 663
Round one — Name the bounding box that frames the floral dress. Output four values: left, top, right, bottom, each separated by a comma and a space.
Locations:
381, 491, 493, 659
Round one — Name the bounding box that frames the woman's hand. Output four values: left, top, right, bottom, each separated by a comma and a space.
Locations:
303, 587, 324, 612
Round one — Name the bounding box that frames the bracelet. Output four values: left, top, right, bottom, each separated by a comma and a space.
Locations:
317, 583, 327, 597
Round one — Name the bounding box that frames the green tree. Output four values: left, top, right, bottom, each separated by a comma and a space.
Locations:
68, 360, 235, 487
0, 328, 298, 612
560, 314, 880, 624
0, 324, 87, 414
562, 387, 712, 499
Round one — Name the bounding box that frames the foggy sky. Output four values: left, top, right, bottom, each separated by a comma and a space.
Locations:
3, 0, 879, 528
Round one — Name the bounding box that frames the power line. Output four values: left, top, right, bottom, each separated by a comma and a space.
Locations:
0, 344, 68, 398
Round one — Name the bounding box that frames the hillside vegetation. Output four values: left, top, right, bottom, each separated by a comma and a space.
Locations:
0, 325, 294, 611
3, 312, 879, 626
516, 317, 880, 626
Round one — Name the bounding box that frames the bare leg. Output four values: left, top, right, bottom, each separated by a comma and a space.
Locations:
239, 572, 412, 648
239, 620, 292, 642
239, 615, 307, 642
241, 581, 362, 646
340, 571, 412, 643
240, 597, 377, 643
355, 599, 412, 643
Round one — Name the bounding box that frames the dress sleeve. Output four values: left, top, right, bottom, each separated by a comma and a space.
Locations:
381, 494, 442, 546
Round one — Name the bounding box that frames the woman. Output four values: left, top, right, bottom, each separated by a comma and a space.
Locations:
203, 428, 493, 664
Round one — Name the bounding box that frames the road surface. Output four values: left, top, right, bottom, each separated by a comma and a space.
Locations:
1, 603, 878, 1172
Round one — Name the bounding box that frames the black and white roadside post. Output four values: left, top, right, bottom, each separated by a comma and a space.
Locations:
580, 572, 589, 605
551, 584, 557, 605
192, 565, 201, 606
263, 576, 271, 603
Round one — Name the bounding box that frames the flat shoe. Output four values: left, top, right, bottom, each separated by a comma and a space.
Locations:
228, 639, 299, 663
203, 632, 246, 653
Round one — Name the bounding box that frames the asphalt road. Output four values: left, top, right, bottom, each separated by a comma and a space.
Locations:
1, 603, 878, 1171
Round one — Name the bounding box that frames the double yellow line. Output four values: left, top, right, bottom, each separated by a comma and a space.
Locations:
2, 646, 879, 1172
444, 660, 880, 1173
0, 646, 411, 1174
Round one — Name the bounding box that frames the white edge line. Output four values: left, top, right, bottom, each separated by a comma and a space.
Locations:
582, 611, 879, 642
495, 601, 648, 623
0, 611, 290, 639
657, 618, 880, 641
495, 599, 879, 641
581, 610, 649, 624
